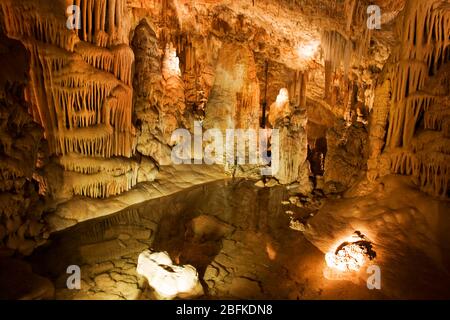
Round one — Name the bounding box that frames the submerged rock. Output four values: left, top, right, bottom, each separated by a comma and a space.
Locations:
136, 250, 204, 300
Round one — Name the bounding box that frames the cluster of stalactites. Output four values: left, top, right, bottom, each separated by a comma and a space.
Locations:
58, 153, 138, 175
65, 169, 138, 199
390, 148, 449, 197
388, 94, 450, 197
386, 0, 450, 148
288, 71, 308, 108
368, 0, 450, 197
1, 0, 138, 198
76, 42, 135, 86
321, 31, 353, 74
403, 97, 449, 198
68, 0, 126, 47
320, 0, 372, 108
320, 0, 371, 68
0, 0, 79, 52
30, 49, 136, 159
59, 153, 139, 198
399, 0, 450, 64
321, 29, 371, 110
386, 94, 436, 148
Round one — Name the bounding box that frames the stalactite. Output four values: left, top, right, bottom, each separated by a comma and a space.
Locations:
343, 81, 356, 123
390, 149, 450, 197
1, 0, 137, 199
67, 0, 126, 47
58, 153, 138, 175
343, 0, 357, 32
65, 168, 139, 198
0, 1, 79, 52
373, 0, 450, 197
300, 72, 307, 108
321, 31, 353, 74
289, 71, 307, 108
386, 94, 436, 147
324, 60, 332, 99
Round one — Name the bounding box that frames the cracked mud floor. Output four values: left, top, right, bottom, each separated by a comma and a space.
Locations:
29, 179, 384, 300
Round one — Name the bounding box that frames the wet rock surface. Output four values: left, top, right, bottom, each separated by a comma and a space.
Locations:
28, 179, 382, 300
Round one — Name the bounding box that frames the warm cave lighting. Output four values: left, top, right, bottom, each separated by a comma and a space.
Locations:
275, 88, 289, 106
164, 45, 182, 77
297, 40, 320, 59
325, 232, 376, 272
136, 250, 203, 300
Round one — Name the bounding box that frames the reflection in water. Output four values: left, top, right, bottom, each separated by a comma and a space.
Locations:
29, 179, 382, 300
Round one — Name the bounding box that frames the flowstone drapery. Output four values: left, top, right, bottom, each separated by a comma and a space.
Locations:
0, 0, 137, 198
369, 0, 450, 197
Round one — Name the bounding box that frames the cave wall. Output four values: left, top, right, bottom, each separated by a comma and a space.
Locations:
368, 0, 450, 197
0, 32, 49, 256
1, 0, 140, 200
1, 0, 448, 244
1, 0, 394, 201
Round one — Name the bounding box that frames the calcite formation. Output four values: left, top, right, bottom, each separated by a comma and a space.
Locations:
136, 250, 204, 300
0, 0, 449, 271
0, 0, 399, 205
369, 0, 450, 197
1, 0, 137, 199
204, 43, 261, 131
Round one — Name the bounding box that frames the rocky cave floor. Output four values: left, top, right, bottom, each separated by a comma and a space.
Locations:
19, 177, 449, 300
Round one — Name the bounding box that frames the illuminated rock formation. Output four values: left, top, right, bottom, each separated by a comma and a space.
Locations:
268, 90, 311, 188
0, 0, 447, 240
204, 43, 261, 131
2, 0, 450, 301
369, 0, 450, 197
0, 0, 395, 202
136, 250, 204, 300
0, 0, 137, 199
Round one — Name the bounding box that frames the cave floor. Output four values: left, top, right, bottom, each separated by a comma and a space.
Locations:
28, 179, 387, 300
28, 176, 450, 300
